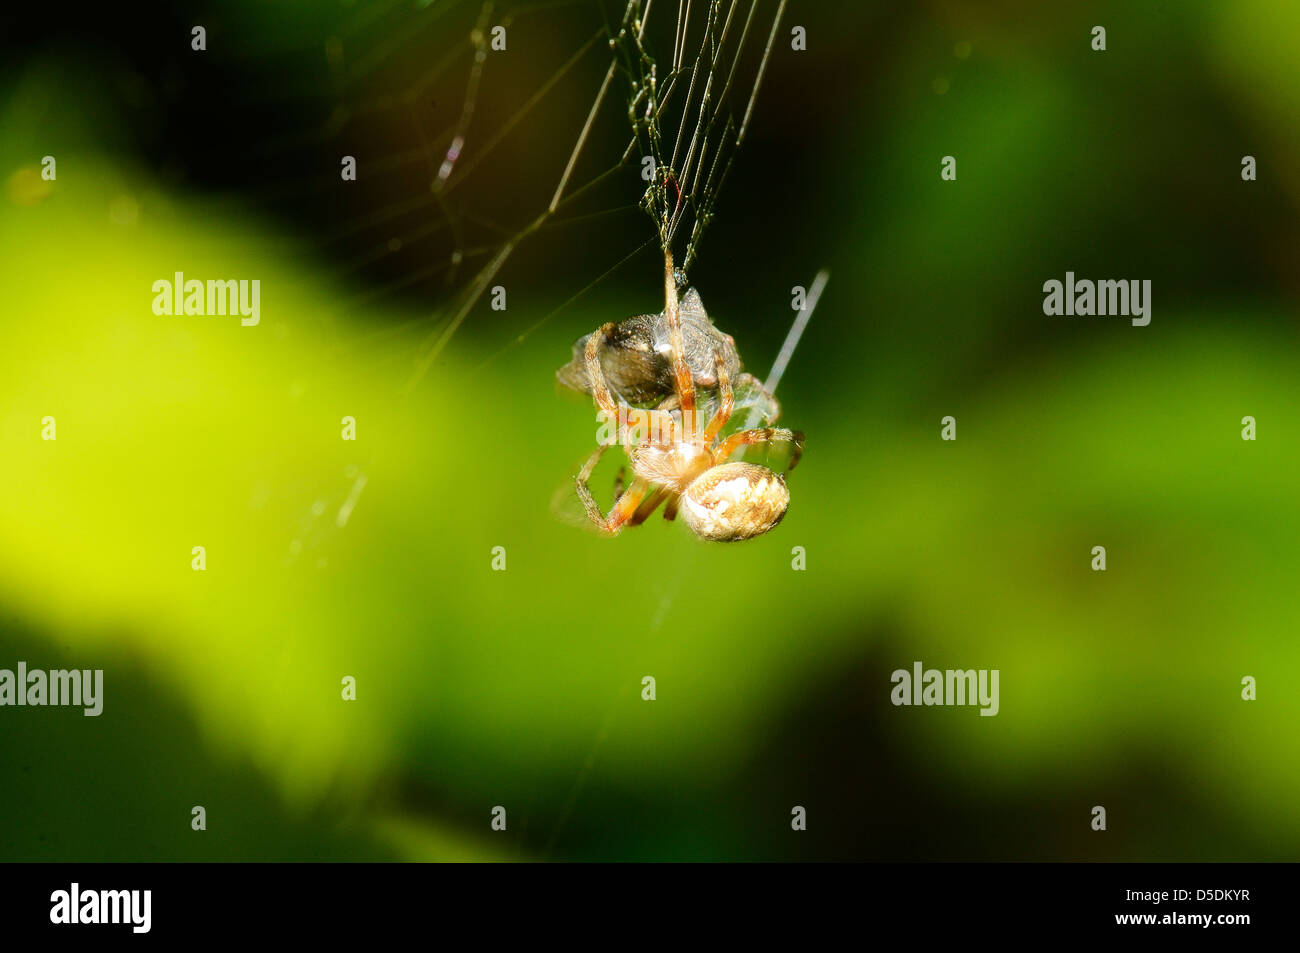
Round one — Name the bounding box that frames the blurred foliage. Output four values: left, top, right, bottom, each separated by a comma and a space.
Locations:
1, 0, 1298, 860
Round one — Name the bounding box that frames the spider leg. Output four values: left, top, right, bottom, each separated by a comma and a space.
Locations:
575, 444, 652, 534
643, 393, 683, 444
663, 251, 697, 437
584, 322, 621, 422
575, 444, 610, 511
612, 465, 626, 505
703, 351, 735, 443
714, 428, 805, 472
628, 486, 670, 527
656, 392, 681, 414
662, 495, 680, 521
576, 473, 651, 535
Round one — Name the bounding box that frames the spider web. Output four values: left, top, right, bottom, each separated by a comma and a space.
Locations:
225, 1, 787, 385
239, 0, 791, 540
618, 0, 786, 274
398, 0, 789, 388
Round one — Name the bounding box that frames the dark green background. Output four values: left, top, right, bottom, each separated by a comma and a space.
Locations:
1, 0, 1296, 860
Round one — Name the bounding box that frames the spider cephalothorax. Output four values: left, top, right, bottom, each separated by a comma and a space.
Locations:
573, 255, 803, 542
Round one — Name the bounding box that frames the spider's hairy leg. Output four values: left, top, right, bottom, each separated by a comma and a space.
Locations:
715, 428, 806, 472
663, 250, 697, 436
575, 445, 651, 535
575, 445, 610, 526
584, 321, 621, 421
628, 486, 671, 527
655, 392, 682, 414
703, 350, 735, 443
612, 465, 626, 505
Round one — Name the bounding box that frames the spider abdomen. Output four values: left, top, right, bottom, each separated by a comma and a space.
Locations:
629, 441, 713, 491
681, 462, 790, 542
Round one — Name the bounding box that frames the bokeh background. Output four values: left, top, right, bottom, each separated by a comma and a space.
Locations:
2, 0, 1298, 861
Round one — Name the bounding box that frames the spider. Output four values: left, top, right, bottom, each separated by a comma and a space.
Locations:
574, 256, 804, 541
